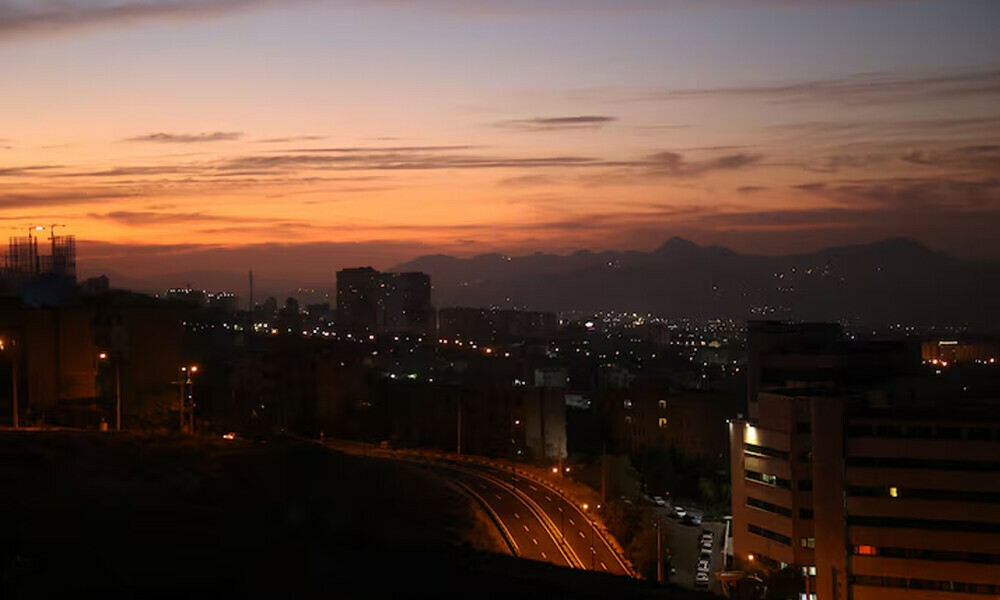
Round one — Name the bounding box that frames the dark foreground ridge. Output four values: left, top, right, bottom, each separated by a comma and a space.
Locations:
0, 432, 710, 599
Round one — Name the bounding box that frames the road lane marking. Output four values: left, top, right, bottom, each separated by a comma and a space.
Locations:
578, 531, 585, 539
495, 494, 502, 501
568, 518, 575, 525
479, 483, 486, 489
557, 506, 563, 513
601, 562, 607, 571
532, 538, 538, 545
545, 495, 552, 502
523, 525, 530, 532
514, 512, 520, 519
528, 485, 537, 491
541, 552, 547, 559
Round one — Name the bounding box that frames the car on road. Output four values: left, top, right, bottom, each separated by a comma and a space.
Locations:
695, 572, 710, 587
697, 558, 710, 573
682, 513, 702, 526
673, 505, 687, 518
652, 495, 667, 506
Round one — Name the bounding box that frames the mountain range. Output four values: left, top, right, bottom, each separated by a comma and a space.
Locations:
395, 237, 1000, 330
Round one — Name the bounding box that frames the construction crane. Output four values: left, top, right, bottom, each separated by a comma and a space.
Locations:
27, 225, 44, 273
47, 224, 66, 256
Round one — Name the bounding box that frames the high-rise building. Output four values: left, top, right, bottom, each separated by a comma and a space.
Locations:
730, 389, 1000, 600
336, 268, 434, 337
732, 321, 1000, 600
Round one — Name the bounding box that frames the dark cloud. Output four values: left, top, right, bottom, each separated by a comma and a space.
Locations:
902, 145, 1000, 172
0, 190, 133, 208
218, 151, 615, 172
738, 185, 767, 194
90, 210, 320, 229
0, 165, 61, 177
257, 135, 326, 144
769, 116, 1000, 137
641, 151, 761, 177
798, 153, 886, 173
497, 175, 562, 187
794, 177, 1000, 212
273, 145, 481, 153
602, 67, 1000, 106
54, 165, 199, 178
498, 116, 617, 132
125, 132, 243, 143
89, 210, 232, 226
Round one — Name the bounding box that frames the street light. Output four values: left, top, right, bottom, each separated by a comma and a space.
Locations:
179, 365, 199, 434
581, 503, 596, 570
98, 351, 122, 431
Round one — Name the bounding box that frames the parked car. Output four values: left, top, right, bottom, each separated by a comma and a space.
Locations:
682, 513, 702, 526
652, 495, 667, 506
701, 539, 713, 554
695, 572, 710, 586
697, 558, 710, 573
672, 505, 687, 518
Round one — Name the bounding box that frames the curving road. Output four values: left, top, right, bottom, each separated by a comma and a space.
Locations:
322, 440, 632, 577
424, 459, 631, 577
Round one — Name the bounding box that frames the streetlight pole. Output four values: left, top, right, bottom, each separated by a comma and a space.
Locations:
115, 360, 122, 431
656, 514, 664, 583
178, 365, 198, 434
100, 351, 123, 431
179, 376, 186, 433
10, 349, 18, 430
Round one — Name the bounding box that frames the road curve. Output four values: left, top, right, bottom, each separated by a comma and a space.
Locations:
320, 440, 633, 577
425, 461, 575, 568
449, 460, 631, 577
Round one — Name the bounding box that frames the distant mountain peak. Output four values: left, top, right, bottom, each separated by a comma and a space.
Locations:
655, 236, 700, 254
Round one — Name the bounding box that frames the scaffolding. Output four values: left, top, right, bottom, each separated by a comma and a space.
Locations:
1, 230, 77, 289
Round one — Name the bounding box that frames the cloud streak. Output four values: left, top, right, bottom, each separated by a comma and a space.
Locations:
125, 131, 243, 143
591, 67, 1000, 106
498, 115, 617, 132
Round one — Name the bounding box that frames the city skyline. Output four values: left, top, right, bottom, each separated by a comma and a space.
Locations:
2, 0, 999, 288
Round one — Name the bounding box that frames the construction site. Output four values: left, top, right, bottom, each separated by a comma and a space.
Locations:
0, 225, 77, 293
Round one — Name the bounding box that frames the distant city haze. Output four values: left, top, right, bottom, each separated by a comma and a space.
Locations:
3, 0, 999, 288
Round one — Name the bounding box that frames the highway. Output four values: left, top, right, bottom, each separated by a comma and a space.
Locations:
424, 459, 632, 577
321, 440, 633, 577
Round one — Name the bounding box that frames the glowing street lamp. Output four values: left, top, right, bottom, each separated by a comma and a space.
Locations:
99, 351, 122, 431
179, 365, 199, 434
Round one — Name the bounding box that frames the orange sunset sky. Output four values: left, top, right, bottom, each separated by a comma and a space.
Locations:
2, 0, 999, 291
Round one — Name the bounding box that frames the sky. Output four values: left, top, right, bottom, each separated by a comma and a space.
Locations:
2, 0, 999, 292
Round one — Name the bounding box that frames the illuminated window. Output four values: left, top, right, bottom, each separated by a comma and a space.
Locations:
802, 566, 817, 576
623, 399, 633, 409
800, 537, 815, 548
889, 486, 899, 498
856, 545, 876, 556
659, 418, 668, 428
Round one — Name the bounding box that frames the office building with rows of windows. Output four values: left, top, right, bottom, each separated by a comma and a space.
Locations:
731, 387, 1000, 600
